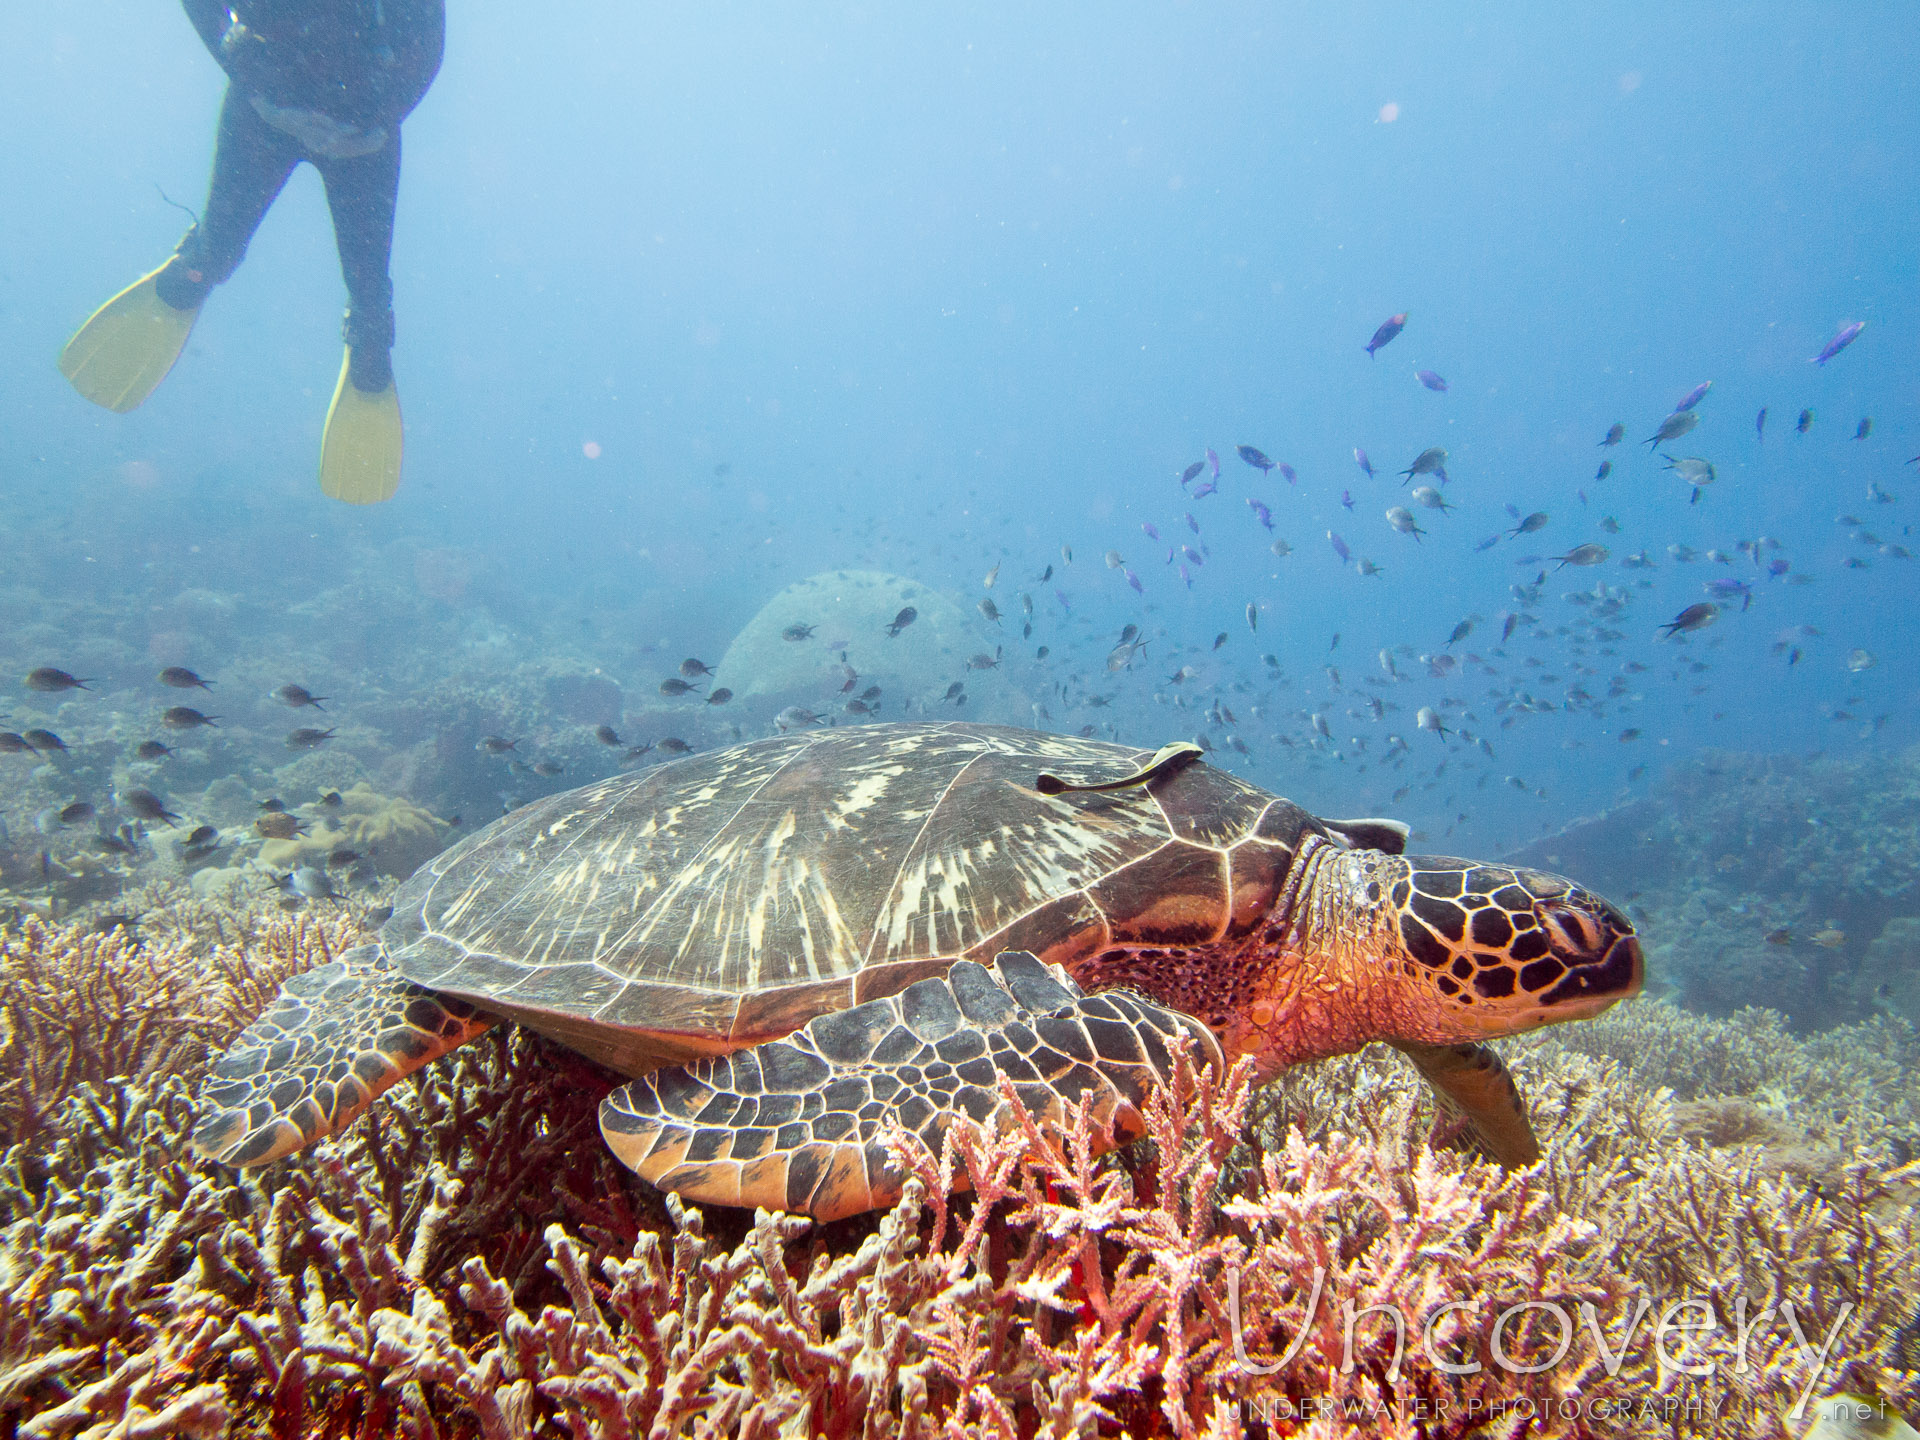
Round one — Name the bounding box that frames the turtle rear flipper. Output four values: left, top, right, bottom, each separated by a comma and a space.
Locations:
601, 951, 1223, 1222
192, 944, 496, 1166
1394, 1039, 1541, 1167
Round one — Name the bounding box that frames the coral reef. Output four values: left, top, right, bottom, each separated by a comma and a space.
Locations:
1510, 744, 1920, 1031
714, 569, 1021, 727
255, 783, 449, 880
1, 912, 1916, 1437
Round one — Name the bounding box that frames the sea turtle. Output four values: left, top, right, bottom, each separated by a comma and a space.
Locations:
194, 722, 1642, 1221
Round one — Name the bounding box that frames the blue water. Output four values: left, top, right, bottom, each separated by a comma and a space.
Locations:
2, 1, 1914, 859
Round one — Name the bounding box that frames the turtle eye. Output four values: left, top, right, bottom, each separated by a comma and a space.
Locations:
1538, 901, 1603, 960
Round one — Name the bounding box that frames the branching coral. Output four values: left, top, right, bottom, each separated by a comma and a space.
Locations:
0, 911, 1916, 1439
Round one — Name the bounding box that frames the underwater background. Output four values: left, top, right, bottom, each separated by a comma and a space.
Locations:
0, 4, 1917, 1436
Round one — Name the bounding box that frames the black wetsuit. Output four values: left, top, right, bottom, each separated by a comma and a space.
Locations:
158, 0, 444, 391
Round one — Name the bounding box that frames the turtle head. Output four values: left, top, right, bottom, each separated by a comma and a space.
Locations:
1380, 854, 1643, 1039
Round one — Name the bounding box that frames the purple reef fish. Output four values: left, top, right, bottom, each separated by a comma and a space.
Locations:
1237, 444, 1276, 476
1278, 463, 1297, 484
1328, 531, 1351, 564
1755, 407, 1768, 441
1180, 563, 1193, 589
1206, 446, 1221, 479
1185, 512, 1200, 534
1354, 448, 1375, 479
1365, 312, 1407, 356
1811, 321, 1865, 366
1179, 461, 1204, 485
1125, 567, 1143, 594
1416, 369, 1449, 392
1141, 521, 1160, 540
1190, 480, 1218, 500
1247, 497, 1274, 530
1341, 489, 1355, 511
1675, 381, 1712, 412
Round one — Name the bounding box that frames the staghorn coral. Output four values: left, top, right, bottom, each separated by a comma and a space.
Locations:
0, 909, 1915, 1438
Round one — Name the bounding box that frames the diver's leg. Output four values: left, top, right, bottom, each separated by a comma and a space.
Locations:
156, 85, 303, 310
315, 135, 401, 391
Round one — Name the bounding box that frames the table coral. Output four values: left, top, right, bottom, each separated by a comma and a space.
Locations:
255, 783, 448, 880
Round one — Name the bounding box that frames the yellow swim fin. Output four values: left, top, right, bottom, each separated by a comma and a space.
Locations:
318, 349, 403, 504
58, 266, 201, 412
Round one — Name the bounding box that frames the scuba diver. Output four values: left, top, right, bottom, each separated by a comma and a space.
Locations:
58, 0, 444, 504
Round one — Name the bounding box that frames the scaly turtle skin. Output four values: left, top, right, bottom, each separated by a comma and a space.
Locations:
194, 722, 1642, 1220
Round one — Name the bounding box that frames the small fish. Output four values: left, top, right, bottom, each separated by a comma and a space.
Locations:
1763, 927, 1793, 947
1810, 320, 1865, 366
1125, 568, 1143, 594
1500, 613, 1519, 642
1796, 408, 1813, 434
1594, 460, 1612, 481
134, 740, 174, 761
1399, 447, 1448, 483
1508, 511, 1549, 538
1643, 411, 1697, 448
286, 866, 340, 901
1846, 649, 1876, 672
1358, 558, 1383, 577
1206, 447, 1220, 479
886, 606, 918, 636
158, 667, 214, 689
1553, 544, 1609, 569
161, 707, 217, 729
1270, 537, 1292, 557
1664, 456, 1716, 491
1354, 448, 1375, 479
657, 737, 694, 754
1599, 515, 1620, 534
1190, 479, 1218, 499
1246, 498, 1274, 530
182, 825, 219, 848
285, 727, 336, 750
532, 761, 565, 778
1408, 485, 1452, 512
774, 706, 826, 731
706, 688, 733, 705
1599, 424, 1624, 447
1278, 463, 1296, 485
781, 623, 817, 641
966, 650, 1001, 670
319, 791, 344, 808
1141, 522, 1160, 540
1415, 369, 1448, 392
1036, 564, 1053, 583
1674, 381, 1712, 412
26, 668, 91, 692
326, 845, 362, 868
1474, 534, 1499, 552
1328, 531, 1350, 564
254, 812, 309, 841
1105, 549, 1124, 570
1658, 602, 1718, 638
1237, 444, 1277, 477
1446, 619, 1472, 645
1212, 632, 1229, 651
477, 736, 517, 753
594, 725, 623, 746
1246, 602, 1258, 633
57, 801, 96, 825
1365, 312, 1407, 356
1341, 490, 1355, 511
862, 685, 883, 701
1755, 407, 1767, 441
1384, 507, 1425, 540
1810, 927, 1846, 949
1179, 460, 1204, 485
1415, 706, 1449, 737
979, 597, 1001, 624
1185, 513, 1200, 534
258, 799, 286, 812
983, 562, 1000, 589
274, 684, 326, 709
659, 678, 701, 696
680, 658, 715, 678
1854, 417, 1872, 440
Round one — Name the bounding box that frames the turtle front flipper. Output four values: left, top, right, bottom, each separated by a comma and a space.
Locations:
601, 951, 1224, 1223
192, 944, 496, 1166
1393, 1039, 1541, 1167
